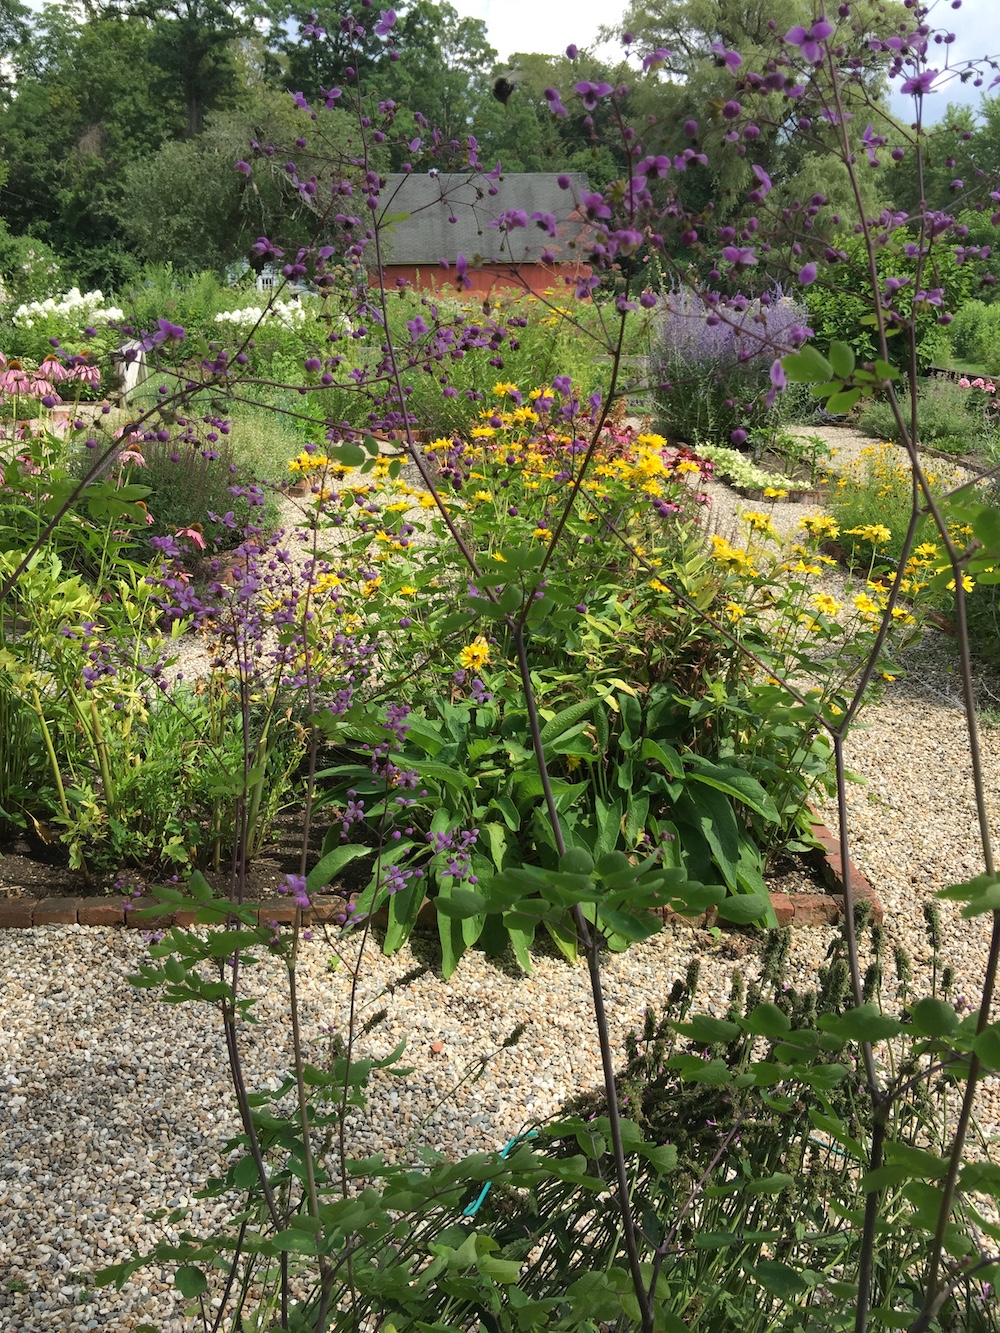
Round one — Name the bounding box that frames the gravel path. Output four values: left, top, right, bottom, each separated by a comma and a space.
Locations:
3, 428, 1000, 1330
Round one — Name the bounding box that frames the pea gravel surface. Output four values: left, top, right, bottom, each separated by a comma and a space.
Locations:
4, 432, 1000, 1331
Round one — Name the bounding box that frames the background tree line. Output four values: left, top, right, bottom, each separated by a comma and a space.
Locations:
0, 0, 999, 294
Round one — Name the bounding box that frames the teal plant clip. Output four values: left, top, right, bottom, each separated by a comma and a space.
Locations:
462, 1129, 540, 1218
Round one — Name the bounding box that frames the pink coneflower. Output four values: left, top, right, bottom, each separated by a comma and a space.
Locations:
29, 376, 58, 401
0, 362, 32, 394
72, 363, 102, 385
175, 526, 207, 550
39, 354, 72, 383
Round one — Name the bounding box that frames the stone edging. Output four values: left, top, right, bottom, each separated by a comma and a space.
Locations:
0, 819, 882, 931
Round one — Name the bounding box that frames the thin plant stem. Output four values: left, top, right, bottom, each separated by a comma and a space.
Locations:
512, 625, 654, 1333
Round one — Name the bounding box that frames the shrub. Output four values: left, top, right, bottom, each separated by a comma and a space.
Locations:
858, 377, 997, 456
651, 288, 811, 445
950, 298, 1000, 373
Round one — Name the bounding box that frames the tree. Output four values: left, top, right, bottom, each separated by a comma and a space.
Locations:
0, 0, 31, 104
83, 0, 249, 136
0, 6, 187, 284
115, 84, 356, 271
264, 0, 497, 168
609, 0, 903, 236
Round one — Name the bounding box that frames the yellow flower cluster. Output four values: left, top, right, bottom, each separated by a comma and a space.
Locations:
288, 451, 331, 474
798, 513, 839, 540
709, 535, 758, 575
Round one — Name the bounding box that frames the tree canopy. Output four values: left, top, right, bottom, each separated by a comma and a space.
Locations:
1, 0, 998, 290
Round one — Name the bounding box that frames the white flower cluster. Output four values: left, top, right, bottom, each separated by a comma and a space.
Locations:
698, 444, 799, 492
13, 287, 124, 329
214, 298, 316, 330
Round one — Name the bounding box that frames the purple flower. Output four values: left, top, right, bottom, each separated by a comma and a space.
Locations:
770, 359, 787, 390
574, 81, 612, 110
721, 100, 742, 120
748, 164, 773, 205
375, 8, 396, 34
798, 262, 818, 285
899, 68, 939, 96
710, 41, 742, 70
140, 318, 186, 352
785, 18, 834, 63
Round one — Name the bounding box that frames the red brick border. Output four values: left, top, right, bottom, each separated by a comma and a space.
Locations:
0, 820, 882, 931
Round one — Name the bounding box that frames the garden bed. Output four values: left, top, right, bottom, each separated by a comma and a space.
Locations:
0, 814, 883, 929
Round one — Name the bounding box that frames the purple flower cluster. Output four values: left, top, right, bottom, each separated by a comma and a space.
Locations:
427, 827, 479, 882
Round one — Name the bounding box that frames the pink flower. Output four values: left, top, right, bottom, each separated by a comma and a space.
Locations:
72, 363, 101, 384
958, 377, 971, 388
0, 367, 32, 394
972, 378, 985, 389
118, 448, 146, 467
176, 526, 207, 550
29, 376, 58, 400
986, 382, 996, 393
39, 356, 72, 383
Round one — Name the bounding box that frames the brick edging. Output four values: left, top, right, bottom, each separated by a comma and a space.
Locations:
660, 815, 884, 930
0, 821, 883, 931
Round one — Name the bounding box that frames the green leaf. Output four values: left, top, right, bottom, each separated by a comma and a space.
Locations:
560, 846, 594, 875
477, 1255, 522, 1284
973, 1026, 1000, 1071
637, 1143, 678, 1174
306, 844, 372, 893
745, 1172, 795, 1195
639, 738, 683, 777
434, 888, 488, 919
330, 443, 366, 467
873, 359, 901, 380
743, 1002, 791, 1038
673, 1015, 741, 1044
716, 893, 770, 925
826, 388, 862, 415
273, 1227, 321, 1255
818, 1004, 904, 1042
782, 345, 834, 383
538, 699, 594, 747
908, 997, 959, 1038
175, 1267, 208, 1299
829, 340, 856, 379
749, 1259, 810, 1298
686, 759, 779, 821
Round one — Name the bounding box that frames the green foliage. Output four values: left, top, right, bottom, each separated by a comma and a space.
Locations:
0, 229, 62, 303
858, 377, 999, 457
802, 234, 982, 375
116, 90, 354, 273
950, 300, 1000, 375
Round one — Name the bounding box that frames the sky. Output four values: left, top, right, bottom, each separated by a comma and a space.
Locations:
448, 0, 1000, 123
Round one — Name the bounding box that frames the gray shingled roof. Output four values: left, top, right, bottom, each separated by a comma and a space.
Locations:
378, 172, 592, 266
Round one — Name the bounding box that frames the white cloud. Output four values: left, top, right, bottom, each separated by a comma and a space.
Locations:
448, 0, 623, 64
